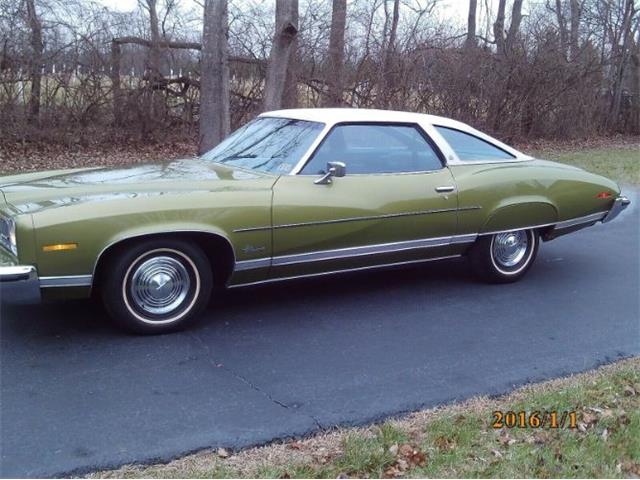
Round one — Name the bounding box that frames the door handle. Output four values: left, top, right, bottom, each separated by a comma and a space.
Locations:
435, 186, 456, 193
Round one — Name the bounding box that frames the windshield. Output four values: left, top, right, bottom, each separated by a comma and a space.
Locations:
201, 117, 325, 174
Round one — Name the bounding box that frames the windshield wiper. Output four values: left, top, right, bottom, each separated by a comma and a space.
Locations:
220, 154, 258, 162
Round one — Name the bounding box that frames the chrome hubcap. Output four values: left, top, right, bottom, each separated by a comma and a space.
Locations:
129, 256, 191, 315
492, 231, 528, 267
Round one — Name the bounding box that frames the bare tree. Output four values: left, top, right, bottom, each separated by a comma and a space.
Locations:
323, 0, 347, 106
141, 0, 162, 79
569, 0, 581, 59
199, 0, 230, 153
493, 0, 506, 54
506, 0, 524, 51
379, 0, 400, 107
263, 0, 299, 111
25, 0, 43, 123
466, 0, 478, 48
608, 0, 636, 127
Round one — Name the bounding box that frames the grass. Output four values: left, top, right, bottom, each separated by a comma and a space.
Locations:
529, 146, 639, 186
91, 357, 640, 479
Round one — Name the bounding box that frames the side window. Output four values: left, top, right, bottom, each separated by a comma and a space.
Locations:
435, 126, 515, 161
300, 124, 443, 175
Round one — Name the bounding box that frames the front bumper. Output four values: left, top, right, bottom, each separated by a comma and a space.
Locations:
603, 195, 631, 223
0, 265, 38, 283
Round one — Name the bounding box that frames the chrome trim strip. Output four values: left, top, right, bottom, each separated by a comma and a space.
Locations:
40, 274, 93, 288
450, 233, 479, 244
229, 255, 462, 288
555, 211, 607, 229
0, 265, 37, 282
234, 258, 272, 271
233, 234, 478, 271
234, 206, 482, 233
479, 211, 608, 236
272, 236, 455, 266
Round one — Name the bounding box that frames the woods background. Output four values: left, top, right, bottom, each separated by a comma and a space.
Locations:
0, 0, 638, 156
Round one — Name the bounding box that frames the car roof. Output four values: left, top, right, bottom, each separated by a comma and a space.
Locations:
260, 108, 468, 129
259, 108, 529, 161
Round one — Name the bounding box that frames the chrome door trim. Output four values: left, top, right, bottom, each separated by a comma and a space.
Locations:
40, 274, 93, 288
479, 211, 607, 236
229, 254, 463, 288
234, 257, 272, 272
273, 236, 454, 266
233, 206, 482, 233
233, 233, 478, 272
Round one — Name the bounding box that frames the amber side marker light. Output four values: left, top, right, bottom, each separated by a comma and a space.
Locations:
596, 192, 612, 199
42, 243, 78, 252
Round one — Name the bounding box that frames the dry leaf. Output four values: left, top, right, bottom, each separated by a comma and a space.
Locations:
216, 448, 229, 458
582, 412, 598, 425
491, 449, 503, 458
498, 432, 516, 446
434, 436, 455, 451
388, 444, 399, 456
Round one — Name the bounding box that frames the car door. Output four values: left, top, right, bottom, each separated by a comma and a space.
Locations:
270, 122, 462, 279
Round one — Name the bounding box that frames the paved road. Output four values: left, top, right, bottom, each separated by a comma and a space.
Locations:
1, 189, 638, 478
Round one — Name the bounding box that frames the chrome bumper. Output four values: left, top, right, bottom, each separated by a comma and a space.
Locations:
0, 265, 38, 283
603, 195, 631, 223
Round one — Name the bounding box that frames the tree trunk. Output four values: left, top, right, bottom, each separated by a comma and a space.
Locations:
323, 0, 347, 106
379, 0, 400, 107
466, 0, 478, 48
555, 0, 568, 57
25, 0, 43, 123
506, 0, 523, 51
493, 0, 506, 55
199, 0, 230, 154
608, 0, 635, 128
146, 0, 162, 80
569, 0, 581, 59
111, 40, 123, 126
263, 0, 299, 111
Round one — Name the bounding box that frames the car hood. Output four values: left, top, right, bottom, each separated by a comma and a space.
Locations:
0, 159, 275, 214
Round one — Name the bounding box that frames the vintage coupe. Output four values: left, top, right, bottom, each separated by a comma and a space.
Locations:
0, 109, 630, 333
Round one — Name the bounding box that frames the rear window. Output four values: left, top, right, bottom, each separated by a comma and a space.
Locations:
435, 126, 515, 162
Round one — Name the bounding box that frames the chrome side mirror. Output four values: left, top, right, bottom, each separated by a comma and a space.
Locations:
314, 161, 346, 185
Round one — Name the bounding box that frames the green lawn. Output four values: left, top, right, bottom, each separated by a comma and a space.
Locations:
531, 147, 639, 186
93, 358, 640, 479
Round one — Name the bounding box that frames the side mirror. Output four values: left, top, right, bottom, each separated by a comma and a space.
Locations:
314, 161, 347, 185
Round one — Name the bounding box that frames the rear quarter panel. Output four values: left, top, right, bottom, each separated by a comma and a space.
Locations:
450, 159, 620, 235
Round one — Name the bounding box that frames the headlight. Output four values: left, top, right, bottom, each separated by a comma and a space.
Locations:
0, 215, 17, 256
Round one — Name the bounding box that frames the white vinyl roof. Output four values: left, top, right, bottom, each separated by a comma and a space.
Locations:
260, 108, 530, 164
261, 108, 464, 128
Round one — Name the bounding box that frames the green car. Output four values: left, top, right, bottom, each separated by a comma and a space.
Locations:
0, 109, 630, 334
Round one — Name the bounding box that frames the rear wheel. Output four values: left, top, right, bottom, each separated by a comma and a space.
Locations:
101, 239, 213, 334
468, 229, 539, 283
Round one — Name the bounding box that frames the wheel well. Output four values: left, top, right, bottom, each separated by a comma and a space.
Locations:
92, 232, 235, 294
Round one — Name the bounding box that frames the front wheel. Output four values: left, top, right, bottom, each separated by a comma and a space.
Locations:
468, 229, 539, 283
101, 239, 213, 334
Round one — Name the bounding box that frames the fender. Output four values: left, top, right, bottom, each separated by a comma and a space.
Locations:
481, 198, 559, 234
94, 222, 236, 270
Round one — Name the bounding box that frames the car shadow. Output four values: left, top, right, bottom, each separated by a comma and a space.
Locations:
1, 256, 474, 338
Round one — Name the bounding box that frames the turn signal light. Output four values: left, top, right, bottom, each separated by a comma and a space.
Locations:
42, 243, 78, 252
596, 192, 612, 199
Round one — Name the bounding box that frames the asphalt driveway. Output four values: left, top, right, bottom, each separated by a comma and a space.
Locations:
1, 189, 638, 478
